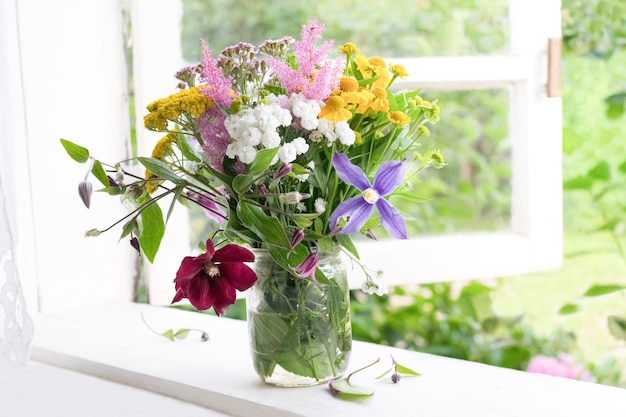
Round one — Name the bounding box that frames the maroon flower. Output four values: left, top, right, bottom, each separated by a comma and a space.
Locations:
172, 239, 257, 315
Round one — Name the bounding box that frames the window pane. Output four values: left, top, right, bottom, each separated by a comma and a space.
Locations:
402, 88, 512, 235
180, 0, 509, 62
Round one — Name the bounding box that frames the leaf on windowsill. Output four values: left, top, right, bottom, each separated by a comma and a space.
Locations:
375, 355, 422, 381
329, 358, 379, 398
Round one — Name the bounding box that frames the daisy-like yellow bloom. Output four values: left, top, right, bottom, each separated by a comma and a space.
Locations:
349, 89, 376, 115
387, 111, 411, 125
390, 63, 409, 78
338, 42, 360, 55
319, 95, 352, 122
339, 77, 359, 93
356, 55, 390, 88
367, 87, 390, 113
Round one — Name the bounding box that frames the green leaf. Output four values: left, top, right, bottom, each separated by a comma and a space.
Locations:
120, 219, 137, 239
175, 134, 202, 162
173, 329, 190, 340
165, 185, 185, 223
588, 161, 611, 181
558, 303, 582, 315
138, 200, 165, 263
334, 234, 359, 260
330, 378, 375, 396
607, 315, 626, 340
232, 174, 254, 194
161, 329, 175, 341
606, 103, 624, 119
563, 175, 595, 190
91, 159, 110, 187
236, 201, 290, 248
248, 148, 278, 176
618, 160, 626, 174
60, 138, 90, 163
395, 363, 421, 376
583, 284, 626, 297
137, 157, 185, 185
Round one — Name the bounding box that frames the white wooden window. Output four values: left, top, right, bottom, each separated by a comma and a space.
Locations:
131, 0, 564, 304
4, 0, 561, 324
8, 2, 620, 416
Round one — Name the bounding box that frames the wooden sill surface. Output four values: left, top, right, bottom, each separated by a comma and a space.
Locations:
23, 303, 626, 417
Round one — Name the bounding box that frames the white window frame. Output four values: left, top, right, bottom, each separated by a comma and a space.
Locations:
131, 0, 563, 301
4, 1, 600, 414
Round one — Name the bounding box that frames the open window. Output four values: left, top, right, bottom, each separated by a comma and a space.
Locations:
130, 0, 563, 303
4, 0, 561, 313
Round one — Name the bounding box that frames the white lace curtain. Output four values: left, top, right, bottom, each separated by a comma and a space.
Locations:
0, 0, 34, 367
0, 176, 34, 366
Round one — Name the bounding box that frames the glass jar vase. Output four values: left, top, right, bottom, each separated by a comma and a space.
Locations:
246, 248, 352, 387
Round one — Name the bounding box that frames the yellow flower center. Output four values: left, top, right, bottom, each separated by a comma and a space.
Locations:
363, 188, 380, 204
204, 261, 220, 277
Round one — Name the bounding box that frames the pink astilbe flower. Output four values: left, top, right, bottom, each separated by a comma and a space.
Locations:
199, 39, 236, 108
268, 20, 343, 102
198, 108, 229, 172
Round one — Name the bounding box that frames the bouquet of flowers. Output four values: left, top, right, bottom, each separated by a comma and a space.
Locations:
62, 19, 443, 331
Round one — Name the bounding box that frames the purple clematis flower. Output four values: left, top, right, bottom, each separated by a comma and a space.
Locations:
329, 153, 408, 239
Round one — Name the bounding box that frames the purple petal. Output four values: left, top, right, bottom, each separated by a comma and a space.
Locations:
376, 198, 408, 239
373, 159, 407, 197
329, 196, 373, 235
332, 153, 371, 191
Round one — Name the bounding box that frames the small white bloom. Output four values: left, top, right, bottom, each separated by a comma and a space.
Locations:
361, 271, 388, 296
296, 173, 310, 182
335, 121, 356, 146
292, 137, 309, 154
296, 202, 306, 212
314, 198, 327, 214
278, 142, 297, 163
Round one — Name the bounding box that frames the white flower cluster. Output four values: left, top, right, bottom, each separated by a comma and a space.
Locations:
223, 93, 356, 166
315, 119, 356, 146
224, 103, 292, 164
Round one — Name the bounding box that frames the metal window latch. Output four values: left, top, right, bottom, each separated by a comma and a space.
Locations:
547, 38, 562, 98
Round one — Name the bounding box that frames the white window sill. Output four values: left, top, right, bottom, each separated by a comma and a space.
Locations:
22, 303, 626, 417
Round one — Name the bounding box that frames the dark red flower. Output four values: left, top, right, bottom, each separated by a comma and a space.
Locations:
171, 239, 256, 315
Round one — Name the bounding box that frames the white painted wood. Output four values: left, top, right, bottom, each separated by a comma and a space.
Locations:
0, 359, 230, 416
14, 0, 136, 313
130, 0, 191, 306
31, 303, 626, 417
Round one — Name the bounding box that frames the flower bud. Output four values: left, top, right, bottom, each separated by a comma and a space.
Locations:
364, 229, 377, 240
78, 181, 93, 208
290, 229, 304, 249
391, 372, 401, 383
130, 237, 140, 252
274, 162, 292, 181
84, 229, 101, 237
279, 191, 306, 205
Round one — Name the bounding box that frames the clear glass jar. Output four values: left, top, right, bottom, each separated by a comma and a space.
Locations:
246, 248, 352, 387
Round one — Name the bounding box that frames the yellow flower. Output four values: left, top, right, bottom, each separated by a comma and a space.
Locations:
367, 87, 390, 113
145, 172, 159, 194
387, 111, 411, 125
151, 132, 177, 159
390, 63, 409, 78
319, 95, 352, 122
418, 125, 431, 136
339, 77, 359, 93
143, 86, 213, 131
144, 133, 178, 194
338, 42, 360, 55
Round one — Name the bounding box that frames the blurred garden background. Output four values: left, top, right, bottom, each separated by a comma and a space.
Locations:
174, 0, 626, 386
